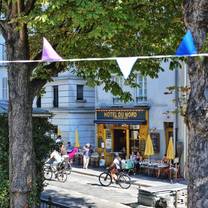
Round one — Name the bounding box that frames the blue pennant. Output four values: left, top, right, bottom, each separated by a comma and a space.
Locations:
176, 30, 197, 55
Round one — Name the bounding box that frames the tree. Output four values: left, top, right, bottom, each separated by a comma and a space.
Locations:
0, 0, 183, 207
183, 1, 208, 207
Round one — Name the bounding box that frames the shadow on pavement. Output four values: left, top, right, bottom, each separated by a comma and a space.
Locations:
86, 182, 121, 189
41, 188, 96, 208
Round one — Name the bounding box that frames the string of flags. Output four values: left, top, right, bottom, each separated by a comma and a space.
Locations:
1, 30, 207, 79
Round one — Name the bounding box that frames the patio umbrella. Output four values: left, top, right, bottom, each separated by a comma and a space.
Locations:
57, 127, 62, 136
167, 137, 175, 160
144, 134, 154, 157
74, 128, 80, 147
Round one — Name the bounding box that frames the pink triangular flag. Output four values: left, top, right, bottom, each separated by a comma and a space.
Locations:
116, 57, 137, 79
41, 37, 63, 61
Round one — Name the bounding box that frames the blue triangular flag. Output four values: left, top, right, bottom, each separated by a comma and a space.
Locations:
176, 30, 197, 55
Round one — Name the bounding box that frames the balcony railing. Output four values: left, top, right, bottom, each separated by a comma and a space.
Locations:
112, 96, 150, 106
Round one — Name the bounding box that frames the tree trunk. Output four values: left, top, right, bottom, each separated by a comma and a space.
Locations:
7, 24, 34, 208
184, 1, 208, 207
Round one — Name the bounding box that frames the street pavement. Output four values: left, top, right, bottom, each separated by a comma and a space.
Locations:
42, 166, 187, 207
42, 172, 138, 207
71, 166, 186, 187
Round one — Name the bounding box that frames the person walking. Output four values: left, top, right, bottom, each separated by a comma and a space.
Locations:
83, 143, 92, 169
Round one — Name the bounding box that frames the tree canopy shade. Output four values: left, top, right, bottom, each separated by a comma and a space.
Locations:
27, 0, 184, 100
0, 0, 188, 207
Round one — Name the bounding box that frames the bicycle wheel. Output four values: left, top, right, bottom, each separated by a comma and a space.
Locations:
118, 173, 131, 189
44, 167, 53, 180
66, 162, 72, 175
99, 172, 112, 187
57, 170, 67, 182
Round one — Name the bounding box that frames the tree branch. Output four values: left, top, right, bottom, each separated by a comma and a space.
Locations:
24, 0, 36, 15
30, 62, 68, 98
0, 20, 7, 39
29, 50, 42, 73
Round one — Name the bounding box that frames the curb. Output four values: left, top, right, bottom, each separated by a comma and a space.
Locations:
71, 169, 151, 187
72, 169, 100, 178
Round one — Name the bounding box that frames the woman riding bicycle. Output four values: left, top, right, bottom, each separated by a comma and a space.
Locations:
109, 153, 121, 181
99, 152, 131, 189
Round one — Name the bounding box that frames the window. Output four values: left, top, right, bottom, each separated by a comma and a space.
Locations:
136, 74, 147, 102
112, 76, 124, 104
53, 85, 59, 107
36, 96, 41, 108
77, 85, 84, 101
2, 77, 8, 99
0, 44, 6, 61
112, 76, 124, 87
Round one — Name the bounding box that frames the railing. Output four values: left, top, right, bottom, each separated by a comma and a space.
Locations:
40, 197, 69, 208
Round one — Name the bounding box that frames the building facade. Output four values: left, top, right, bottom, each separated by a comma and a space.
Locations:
95, 62, 188, 176
0, 33, 188, 175
33, 69, 96, 147
0, 36, 7, 101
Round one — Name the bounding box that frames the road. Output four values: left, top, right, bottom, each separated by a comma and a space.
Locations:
42, 172, 139, 208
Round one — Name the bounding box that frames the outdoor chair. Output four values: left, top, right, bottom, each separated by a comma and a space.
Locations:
169, 157, 180, 180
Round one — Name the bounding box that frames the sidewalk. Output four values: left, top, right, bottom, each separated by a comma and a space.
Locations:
71, 165, 187, 188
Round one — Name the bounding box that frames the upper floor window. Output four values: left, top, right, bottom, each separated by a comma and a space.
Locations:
53, 85, 59, 107
36, 96, 41, 108
2, 77, 8, 99
112, 76, 124, 88
0, 44, 6, 61
136, 74, 147, 102
77, 85, 84, 101
112, 76, 125, 104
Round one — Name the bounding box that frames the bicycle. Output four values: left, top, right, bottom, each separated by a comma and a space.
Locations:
44, 161, 68, 182
98, 168, 131, 189
64, 159, 72, 175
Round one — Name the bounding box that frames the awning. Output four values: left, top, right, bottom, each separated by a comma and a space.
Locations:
94, 119, 146, 125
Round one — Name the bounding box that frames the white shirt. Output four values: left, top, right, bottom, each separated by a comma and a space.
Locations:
113, 158, 121, 169
50, 150, 63, 163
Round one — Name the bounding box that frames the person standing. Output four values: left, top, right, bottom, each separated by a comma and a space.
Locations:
83, 143, 91, 169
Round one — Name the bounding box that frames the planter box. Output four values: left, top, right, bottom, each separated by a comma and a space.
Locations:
138, 183, 187, 208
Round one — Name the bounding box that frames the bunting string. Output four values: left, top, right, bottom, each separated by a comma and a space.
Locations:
0, 30, 206, 79
0, 53, 208, 64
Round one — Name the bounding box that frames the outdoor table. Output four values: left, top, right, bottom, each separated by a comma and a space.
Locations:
149, 163, 169, 178
139, 161, 169, 178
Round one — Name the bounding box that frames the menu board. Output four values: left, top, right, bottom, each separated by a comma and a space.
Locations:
106, 129, 112, 152
150, 132, 160, 153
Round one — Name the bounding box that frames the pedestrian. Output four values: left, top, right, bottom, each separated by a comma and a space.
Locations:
83, 143, 92, 169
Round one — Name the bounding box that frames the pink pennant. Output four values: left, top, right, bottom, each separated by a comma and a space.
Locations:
41, 37, 63, 62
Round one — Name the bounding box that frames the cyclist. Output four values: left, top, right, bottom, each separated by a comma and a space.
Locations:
109, 153, 121, 181
46, 144, 64, 171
